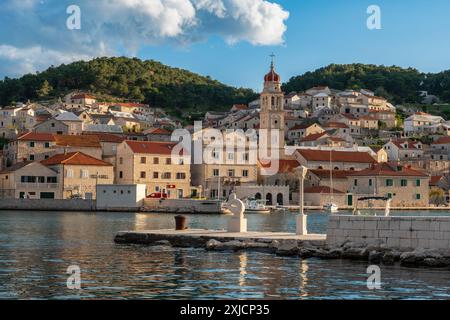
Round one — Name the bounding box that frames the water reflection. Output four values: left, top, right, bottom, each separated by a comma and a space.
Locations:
0, 211, 449, 299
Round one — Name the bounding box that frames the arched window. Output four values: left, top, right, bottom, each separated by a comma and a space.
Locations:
266, 193, 273, 206
255, 193, 262, 200
277, 193, 283, 205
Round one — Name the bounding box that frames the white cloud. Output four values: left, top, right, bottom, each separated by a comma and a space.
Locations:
0, 45, 91, 76
0, 0, 289, 77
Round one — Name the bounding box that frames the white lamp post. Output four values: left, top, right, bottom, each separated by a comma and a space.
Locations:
296, 165, 308, 235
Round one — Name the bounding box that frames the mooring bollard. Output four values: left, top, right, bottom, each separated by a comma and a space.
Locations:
175, 215, 188, 231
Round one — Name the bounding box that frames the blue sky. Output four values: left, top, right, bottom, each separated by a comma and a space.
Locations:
1, 0, 450, 91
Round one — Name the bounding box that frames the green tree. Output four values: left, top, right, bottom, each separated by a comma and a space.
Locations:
36, 80, 53, 98
430, 188, 446, 207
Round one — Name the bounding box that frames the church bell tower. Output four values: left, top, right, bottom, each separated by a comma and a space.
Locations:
259, 54, 285, 154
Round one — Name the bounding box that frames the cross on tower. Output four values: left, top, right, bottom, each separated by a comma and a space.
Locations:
270, 53, 275, 69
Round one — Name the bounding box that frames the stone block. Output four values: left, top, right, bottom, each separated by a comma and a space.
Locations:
417, 238, 430, 249
377, 220, 391, 230
364, 221, 377, 230
389, 220, 400, 230
399, 238, 412, 249
399, 220, 412, 231
387, 238, 400, 248
412, 220, 430, 231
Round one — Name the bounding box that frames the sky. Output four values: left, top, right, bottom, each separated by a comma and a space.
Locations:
1, 0, 450, 91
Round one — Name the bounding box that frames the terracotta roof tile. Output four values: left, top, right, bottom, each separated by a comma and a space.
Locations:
18, 132, 55, 142
82, 133, 125, 143
54, 135, 101, 148
304, 186, 344, 194
432, 137, 450, 145
349, 163, 428, 177
42, 152, 111, 166
300, 132, 328, 142
125, 141, 186, 155
310, 169, 355, 179
297, 149, 376, 164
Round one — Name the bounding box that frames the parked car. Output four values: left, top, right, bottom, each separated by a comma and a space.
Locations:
147, 192, 168, 199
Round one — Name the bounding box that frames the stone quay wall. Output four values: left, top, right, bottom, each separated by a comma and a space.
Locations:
0, 199, 96, 211
327, 215, 450, 250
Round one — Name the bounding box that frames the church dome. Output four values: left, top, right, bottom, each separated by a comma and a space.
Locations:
264, 69, 280, 82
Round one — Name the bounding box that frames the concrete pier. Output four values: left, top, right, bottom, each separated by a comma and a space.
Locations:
114, 229, 326, 248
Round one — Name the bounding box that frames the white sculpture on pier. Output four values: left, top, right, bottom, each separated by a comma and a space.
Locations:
296, 165, 308, 236
226, 192, 247, 233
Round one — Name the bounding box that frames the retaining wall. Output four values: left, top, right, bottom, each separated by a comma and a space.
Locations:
0, 199, 96, 211
327, 215, 450, 250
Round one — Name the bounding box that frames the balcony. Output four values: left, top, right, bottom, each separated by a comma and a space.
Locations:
16, 183, 59, 189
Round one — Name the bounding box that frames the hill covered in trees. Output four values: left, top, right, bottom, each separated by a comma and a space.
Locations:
283, 64, 450, 104
0, 57, 258, 113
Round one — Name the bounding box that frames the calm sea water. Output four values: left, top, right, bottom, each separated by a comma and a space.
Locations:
0, 210, 449, 300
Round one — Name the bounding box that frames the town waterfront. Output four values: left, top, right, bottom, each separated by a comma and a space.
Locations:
1, 210, 450, 300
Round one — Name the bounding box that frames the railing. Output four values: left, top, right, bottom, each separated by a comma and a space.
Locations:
15, 183, 59, 189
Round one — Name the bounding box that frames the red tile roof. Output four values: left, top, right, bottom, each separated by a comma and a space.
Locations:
54, 135, 101, 148
390, 139, 421, 150
18, 132, 55, 142
324, 122, 349, 129
430, 176, 443, 186
146, 128, 171, 135
72, 93, 96, 100
82, 133, 125, 143
300, 132, 328, 142
289, 123, 319, 131
349, 163, 428, 177
297, 149, 376, 164
42, 152, 111, 166
125, 141, 186, 155
232, 104, 248, 110
310, 169, 354, 179
258, 159, 300, 173
432, 137, 450, 145
304, 186, 344, 194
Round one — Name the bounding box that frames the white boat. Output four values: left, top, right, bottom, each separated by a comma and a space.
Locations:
323, 203, 339, 213
244, 198, 271, 214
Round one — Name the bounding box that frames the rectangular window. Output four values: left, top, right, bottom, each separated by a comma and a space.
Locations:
66, 170, 74, 178
140, 172, 146, 179
176, 173, 186, 180
153, 172, 159, 179
228, 169, 235, 177
29, 155, 35, 161
242, 170, 249, 177
401, 179, 408, 187
213, 169, 219, 177
153, 157, 159, 164
386, 179, 393, 187
47, 177, 57, 183
368, 179, 372, 187
416, 179, 421, 187
29, 142, 35, 147
166, 158, 172, 165
163, 172, 171, 179
387, 193, 393, 199
416, 194, 421, 200
140, 157, 146, 164
81, 170, 89, 179
119, 157, 123, 165
44, 142, 50, 148
354, 179, 358, 186
119, 171, 123, 179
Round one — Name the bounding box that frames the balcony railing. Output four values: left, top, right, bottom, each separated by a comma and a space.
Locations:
16, 183, 59, 189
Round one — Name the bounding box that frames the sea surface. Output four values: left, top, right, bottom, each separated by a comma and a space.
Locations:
0, 210, 449, 300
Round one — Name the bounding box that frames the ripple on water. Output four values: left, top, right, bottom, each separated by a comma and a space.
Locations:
0, 210, 449, 299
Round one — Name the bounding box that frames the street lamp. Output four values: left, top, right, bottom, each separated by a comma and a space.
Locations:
295, 165, 308, 236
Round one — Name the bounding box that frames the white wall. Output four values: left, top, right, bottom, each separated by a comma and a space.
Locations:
327, 215, 450, 250
96, 184, 146, 210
